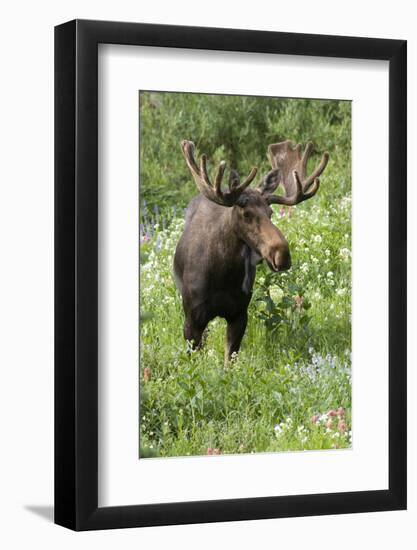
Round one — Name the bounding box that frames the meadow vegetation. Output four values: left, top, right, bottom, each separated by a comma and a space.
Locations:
139, 92, 351, 458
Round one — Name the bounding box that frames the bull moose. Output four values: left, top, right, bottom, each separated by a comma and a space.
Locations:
174, 140, 329, 361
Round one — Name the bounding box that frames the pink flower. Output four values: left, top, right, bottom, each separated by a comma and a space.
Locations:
143, 367, 151, 382
310, 415, 318, 424
327, 409, 338, 417
288, 207, 294, 218
337, 407, 345, 418
207, 448, 220, 455
325, 419, 333, 430
338, 421, 347, 433
294, 295, 304, 309
279, 207, 286, 218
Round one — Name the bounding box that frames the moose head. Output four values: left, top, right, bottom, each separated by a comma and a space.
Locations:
181, 139, 329, 273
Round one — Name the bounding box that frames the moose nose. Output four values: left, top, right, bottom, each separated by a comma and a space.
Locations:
278, 247, 291, 271
272, 247, 291, 271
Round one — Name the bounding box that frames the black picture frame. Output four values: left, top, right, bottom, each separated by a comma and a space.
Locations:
55, 19, 407, 531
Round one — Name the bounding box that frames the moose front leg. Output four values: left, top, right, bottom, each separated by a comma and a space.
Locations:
183, 315, 208, 351
225, 312, 248, 362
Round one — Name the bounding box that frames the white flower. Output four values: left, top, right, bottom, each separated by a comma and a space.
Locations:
326, 271, 334, 278
270, 285, 284, 302
336, 288, 347, 296
274, 424, 283, 435
313, 235, 322, 243
339, 247, 351, 261
300, 262, 309, 274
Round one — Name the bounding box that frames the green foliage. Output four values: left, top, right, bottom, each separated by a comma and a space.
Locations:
139, 92, 351, 457
140, 92, 351, 209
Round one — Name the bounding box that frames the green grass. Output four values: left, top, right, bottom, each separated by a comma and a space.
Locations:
139, 170, 351, 457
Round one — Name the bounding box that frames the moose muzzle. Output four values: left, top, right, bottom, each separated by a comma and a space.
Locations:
265, 245, 291, 272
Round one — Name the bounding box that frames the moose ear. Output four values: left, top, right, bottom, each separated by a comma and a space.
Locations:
258, 168, 281, 195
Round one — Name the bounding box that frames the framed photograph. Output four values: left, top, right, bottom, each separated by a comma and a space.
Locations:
55, 19, 406, 530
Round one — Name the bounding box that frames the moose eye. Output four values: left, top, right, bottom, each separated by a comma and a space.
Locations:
243, 210, 252, 221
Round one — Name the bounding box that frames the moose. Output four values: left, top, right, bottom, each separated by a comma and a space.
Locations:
173, 139, 329, 361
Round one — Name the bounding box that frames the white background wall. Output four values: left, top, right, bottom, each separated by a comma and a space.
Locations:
0, 1, 415, 548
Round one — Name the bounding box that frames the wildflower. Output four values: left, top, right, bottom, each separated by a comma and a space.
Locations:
313, 235, 322, 243
270, 285, 284, 303
207, 448, 220, 455
288, 207, 294, 218
300, 263, 309, 274
336, 288, 347, 296
337, 407, 345, 418
279, 207, 286, 218
327, 271, 334, 278
310, 415, 318, 424
294, 295, 304, 309
338, 421, 347, 433
143, 367, 151, 382
339, 247, 350, 261
155, 234, 162, 252
325, 419, 333, 430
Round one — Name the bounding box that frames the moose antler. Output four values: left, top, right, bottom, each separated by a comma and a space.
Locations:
260, 140, 329, 206
181, 140, 258, 207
